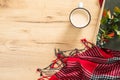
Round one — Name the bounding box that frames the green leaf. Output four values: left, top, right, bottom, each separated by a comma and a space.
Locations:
113, 12, 118, 17
113, 25, 118, 30
97, 36, 101, 40
101, 17, 108, 24
113, 18, 119, 23
100, 28, 106, 34
115, 29, 120, 36
114, 7, 120, 13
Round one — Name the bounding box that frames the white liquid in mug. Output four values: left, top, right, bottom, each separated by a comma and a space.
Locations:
70, 9, 89, 28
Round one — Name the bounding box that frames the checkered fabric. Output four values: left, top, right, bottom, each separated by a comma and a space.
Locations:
49, 40, 120, 80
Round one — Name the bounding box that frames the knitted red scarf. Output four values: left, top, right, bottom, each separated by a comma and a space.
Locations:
49, 39, 120, 80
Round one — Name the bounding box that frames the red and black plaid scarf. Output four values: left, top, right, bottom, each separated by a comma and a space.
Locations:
49, 39, 120, 80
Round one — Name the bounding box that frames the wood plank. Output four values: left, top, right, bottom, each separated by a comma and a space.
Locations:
0, 0, 100, 80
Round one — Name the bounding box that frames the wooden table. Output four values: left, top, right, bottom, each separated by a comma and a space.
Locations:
0, 0, 101, 80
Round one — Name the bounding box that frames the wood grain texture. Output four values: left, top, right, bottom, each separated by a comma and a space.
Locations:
0, 0, 100, 80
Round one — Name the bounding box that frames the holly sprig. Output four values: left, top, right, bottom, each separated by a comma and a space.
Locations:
97, 7, 120, 46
